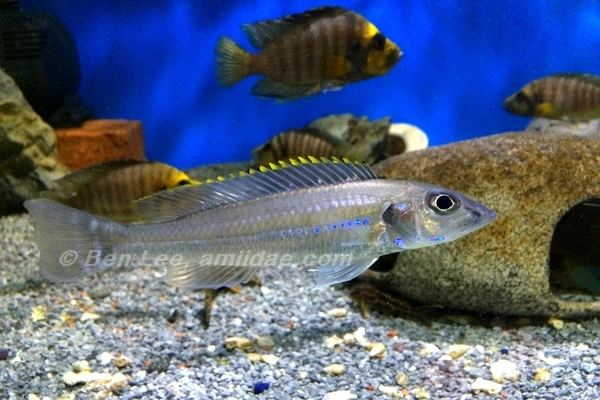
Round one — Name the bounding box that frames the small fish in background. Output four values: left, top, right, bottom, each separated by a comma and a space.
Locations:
25, 158, 495, 290
504, 73, 600, 121
252, 128, 351, 165
42, 160, 198, 223
252, 116, 430, 167
216, 6, 402, 100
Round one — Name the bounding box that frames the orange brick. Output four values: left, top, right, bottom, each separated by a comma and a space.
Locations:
55, 119, 146, 171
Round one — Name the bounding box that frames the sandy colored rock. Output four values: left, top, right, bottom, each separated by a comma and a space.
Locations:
368, 132, 600, 318
55, 119, 145, 171
0, 69, 68, 214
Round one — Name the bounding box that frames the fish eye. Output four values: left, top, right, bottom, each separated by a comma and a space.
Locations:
372, 33, 386, 50
427, 191, 460, 214
515, 91, 528, 103
176, 179, 191, 186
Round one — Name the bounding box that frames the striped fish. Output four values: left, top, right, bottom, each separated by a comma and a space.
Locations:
504, 73, 600, 121
252, 128, 351, 165
42, 160, 198, 222
216, 6, 402, 100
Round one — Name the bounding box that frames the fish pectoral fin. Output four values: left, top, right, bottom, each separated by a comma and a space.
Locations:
163, 263, 258, 289
314, 257, 378, 288
252, 78, 319, 100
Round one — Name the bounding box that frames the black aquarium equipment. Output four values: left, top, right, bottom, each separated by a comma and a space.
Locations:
0, 0, 92, 127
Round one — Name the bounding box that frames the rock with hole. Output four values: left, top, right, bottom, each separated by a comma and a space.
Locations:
367, 132, 600, 317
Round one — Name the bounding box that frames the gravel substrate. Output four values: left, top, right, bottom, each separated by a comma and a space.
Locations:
1, 213, 599, 399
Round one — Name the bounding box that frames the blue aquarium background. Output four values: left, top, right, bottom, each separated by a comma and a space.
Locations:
21, 0, 600, 169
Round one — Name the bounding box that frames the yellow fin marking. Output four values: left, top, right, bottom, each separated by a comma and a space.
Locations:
290, 158, 301, 166
278, 160, 290, 167
308, 156, 320, 163
217, 176, 225, 182
248, 168, 258, 174
259, 165, 269, 172
268, 162, 279, 170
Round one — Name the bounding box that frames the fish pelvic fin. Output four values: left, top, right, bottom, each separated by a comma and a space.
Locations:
23, 199, 126, 283
216, 36, 252, 86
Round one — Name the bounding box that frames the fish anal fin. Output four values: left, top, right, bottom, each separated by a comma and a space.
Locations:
252, 78, 319, 100
315, 257, 378, 288
163, 264, 258, 289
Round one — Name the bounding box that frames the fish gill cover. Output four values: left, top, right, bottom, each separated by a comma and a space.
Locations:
20, 0, 600, 168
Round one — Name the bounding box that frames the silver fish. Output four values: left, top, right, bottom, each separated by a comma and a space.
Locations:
24, 158, 495, 289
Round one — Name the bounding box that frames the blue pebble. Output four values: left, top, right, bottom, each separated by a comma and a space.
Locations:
500, 347, 509, 355
253, 381, 270, 394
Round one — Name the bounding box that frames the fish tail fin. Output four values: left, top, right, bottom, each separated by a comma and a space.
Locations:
216, 36, 252, 86
24, 199, 126, 283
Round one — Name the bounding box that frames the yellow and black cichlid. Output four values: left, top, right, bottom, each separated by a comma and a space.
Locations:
216, 6, 402, 100
42, 160, 198, 223
504, 73, 600, 121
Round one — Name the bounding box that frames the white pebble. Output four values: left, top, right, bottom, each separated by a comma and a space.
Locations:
323, 364, 345, 375
72, 360, 91, 373
419, 343, 440, 356
108, 372, 128, 391
114, 354, 131, 369
490, 360, 520, 382
230, 317, 242, 326
322, 390, 357, 400
342, 333, 356, 345
534, 368, 551, 382
394, 371, 409, 386
224, 336, 252, 351
327, 308, 348, 318
206, 345, 216, 352
412, 387, 430, 399
80, 312, 100, 322
62, 371, 113, 386
98, 352, 113, 366
352, 327, 368, 346
447, 344, 470, 359
325, 335, 344, 348
471, 377, 502, 395
379, 385, 403, 398
547, 317, 564, 330
260, 354, 279, 365
368, 342, 386, 358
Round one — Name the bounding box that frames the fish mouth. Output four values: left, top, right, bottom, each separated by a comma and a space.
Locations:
472, 204, 496, 229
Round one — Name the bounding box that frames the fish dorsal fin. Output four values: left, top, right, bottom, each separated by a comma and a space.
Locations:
136, 157, 377, 223
242, 6, 348, 49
